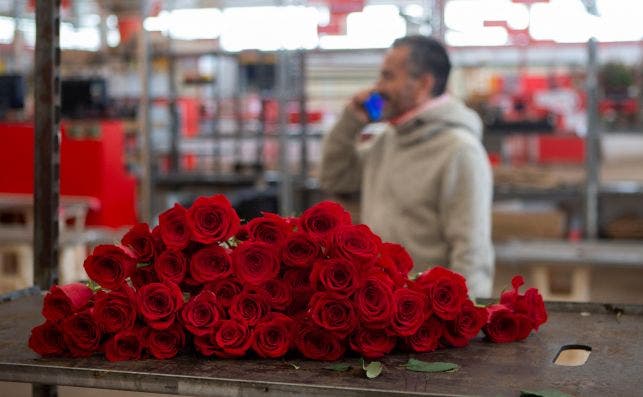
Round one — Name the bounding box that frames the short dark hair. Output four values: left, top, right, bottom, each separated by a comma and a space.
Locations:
392, 35, 451, 97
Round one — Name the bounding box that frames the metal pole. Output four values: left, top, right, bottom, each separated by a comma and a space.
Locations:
297, 49, 309, 212
34, 0, 60, 290
584, 37, 599, 239
32, 0, 60, 394
138, 0, 153, 222
277, 49, 293, 216
167, 4, 180, 174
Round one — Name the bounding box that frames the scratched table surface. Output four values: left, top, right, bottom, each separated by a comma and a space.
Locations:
1, 290, 642, 397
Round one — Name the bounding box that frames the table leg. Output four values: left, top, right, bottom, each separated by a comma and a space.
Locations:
32, 384, 56, 397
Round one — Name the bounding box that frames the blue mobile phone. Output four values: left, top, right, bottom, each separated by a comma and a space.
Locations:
363, 92, 384, 122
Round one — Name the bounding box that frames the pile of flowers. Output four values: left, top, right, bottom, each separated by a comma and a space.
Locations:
29, 196, 547, 362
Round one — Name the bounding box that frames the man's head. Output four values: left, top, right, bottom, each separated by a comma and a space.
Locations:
375, 35, 451, 120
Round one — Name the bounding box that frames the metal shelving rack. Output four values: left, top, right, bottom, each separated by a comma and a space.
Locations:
146, 43, 314, 218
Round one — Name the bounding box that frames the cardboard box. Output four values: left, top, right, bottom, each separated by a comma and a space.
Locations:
493, 209, 566, 241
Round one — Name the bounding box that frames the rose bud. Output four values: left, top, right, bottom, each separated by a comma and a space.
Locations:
29, 321, 66, 357
158, 203, 191, 250
144, 323, 185, 359
42, 283, 93, 322
61, 310, 102, 357
180, 290, 221, 336
281, 231, 320, 268
299, 201, 351, 246
252, 313, 294, 358
232, 241, 280, 286
92, 286, 138, 334
189, 244, 232, 284
412, 266, 468, 321
83, 245, 137, 290
104, 328, 144, 362
246, 212, 292, 245
121, 223, 155, 263
349, 327, 397, 360
186, 194, 240, 244
137, 281, 184, 330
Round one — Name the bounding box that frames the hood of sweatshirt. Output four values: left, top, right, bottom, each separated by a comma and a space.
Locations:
393, 96, 483, 147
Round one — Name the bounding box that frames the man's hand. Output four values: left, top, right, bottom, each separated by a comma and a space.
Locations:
346, 89, 374, 124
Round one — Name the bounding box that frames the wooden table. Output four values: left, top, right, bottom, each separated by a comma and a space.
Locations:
0, 289, 642, 397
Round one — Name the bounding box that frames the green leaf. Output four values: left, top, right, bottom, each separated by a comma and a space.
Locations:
86, 279, 101, 292
364, 361, 383, 379
323, 363, 351, 372
403, 359, 459, 373
182, 292, 191, 302
520, 389, 574, 397
136, 262, 152, 269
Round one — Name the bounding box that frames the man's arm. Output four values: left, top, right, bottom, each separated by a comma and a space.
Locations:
319, 107, 368, 194
439, 141, 495, 298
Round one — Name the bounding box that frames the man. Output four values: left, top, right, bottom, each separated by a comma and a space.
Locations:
319, 35, 494, 297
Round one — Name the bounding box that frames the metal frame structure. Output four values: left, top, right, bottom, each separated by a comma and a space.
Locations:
33, 0, 60, 291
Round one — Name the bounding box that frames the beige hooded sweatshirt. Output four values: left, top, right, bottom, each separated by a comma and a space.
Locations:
320, 96, 494, 297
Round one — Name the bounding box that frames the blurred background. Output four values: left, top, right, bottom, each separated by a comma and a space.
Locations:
0, 0, 642, 309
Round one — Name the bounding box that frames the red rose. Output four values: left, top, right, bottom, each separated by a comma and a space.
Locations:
155, 249, 187, 284
382, 242, 414, 276
353, 271, 395, 329
391, 288, 431, 337
61, 310, 102, 357
310, 291, 358, 338
310, 258, 360, 297
203, 277, 243, 309
500, 275, 547, 330
235, 224, 250, 242
92, 286, 137, 333
180, 290, 221, 336
137, 282, 184, 330
283, 268, 315, 315
442, 299, 488, 347
144, 323, 185, 359
299, 201, 351, 245
228, 288, 270, 326
29, 321, 66, 357
158, 203, 191, 250
295, 315, 345, 361
413, 266, 467, 321
483, 304, 532, 343
194, 319, 252, 358
282, 231, 320, 268
232, 241, 280, 285
83, 244, 136, 290
377, 254, 408, 288
247, 212, 292, 244
121, 223, 155, 263
151, 225, 166, 253
405, 316, 444, 353
331, 224, 381, 266
261, 279, 293, 311
186, 194, 240, 244
130, 264, 159, 289
252, 313, 294, 358
189, 244, 232, 284
523, 288, 547, 330
349, 327, 397, 359
42, 283, 93, 322
104, 328, 144, 362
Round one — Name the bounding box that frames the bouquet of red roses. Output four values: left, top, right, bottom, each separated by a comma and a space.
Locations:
29, 196, 547, 362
